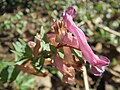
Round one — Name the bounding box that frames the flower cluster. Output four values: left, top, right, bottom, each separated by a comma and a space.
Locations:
47, 20, 82, 83
27, 7, 110, 83
47, 7, 110, 83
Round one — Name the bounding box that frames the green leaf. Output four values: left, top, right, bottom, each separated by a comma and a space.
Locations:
0, 59, 15, 70
39, 56, 45, 70
72, 49, 83, 61
35, 36, 41, 41
58, 52, 64, 59
9, 67, 20, 83
13, 43, 19, 51
24, 45, 32, 58
16, 28, 23, 35
12, 39, 33, 59
40, 26, 45, 38
42, 34, 50, 43
40, 40, 50, 51
15, 58, 29, 65
33, 56, 45, 71
48, 67, 58, 74
42, 51, 51, 58
12, 39, 26, 53
11, 50, 23, 57
0, 66, 9, 83
19, 38, 26, 46
50, 45, 57, 54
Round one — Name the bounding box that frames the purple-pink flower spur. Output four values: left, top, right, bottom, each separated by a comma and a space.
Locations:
63, 7, 110, 76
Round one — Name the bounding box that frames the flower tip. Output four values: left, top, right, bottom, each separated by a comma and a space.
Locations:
90, 56, 110, 76
28, 41, 36, 48
64, 6, 76, 18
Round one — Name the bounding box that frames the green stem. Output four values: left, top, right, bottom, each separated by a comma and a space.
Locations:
82, 65, 89, 90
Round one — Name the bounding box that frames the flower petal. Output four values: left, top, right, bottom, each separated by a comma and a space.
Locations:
54, 55, 76, 83
47, 34, 59, 46
91, 65, 105, 76
61, 32, 79, 49
63, 6, 76, 19
54, 55, 73, 77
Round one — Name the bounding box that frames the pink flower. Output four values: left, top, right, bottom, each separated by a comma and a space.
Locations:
62, 7, 110, 76
47, 20, 79, 49
53, 54, 75, 84
53, 47, 82, 83
28, 41, 36, 48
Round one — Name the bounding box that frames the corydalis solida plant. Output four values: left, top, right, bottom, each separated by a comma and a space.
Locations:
14, 7, 110, 84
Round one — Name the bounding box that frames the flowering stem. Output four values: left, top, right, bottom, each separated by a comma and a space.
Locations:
82, 65, 89, 90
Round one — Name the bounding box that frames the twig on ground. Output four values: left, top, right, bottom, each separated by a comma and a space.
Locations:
107, 69, 120, 78
97, 24, 120, 37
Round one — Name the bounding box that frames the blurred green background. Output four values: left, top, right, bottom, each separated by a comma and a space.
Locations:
0, 0, 120, 90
